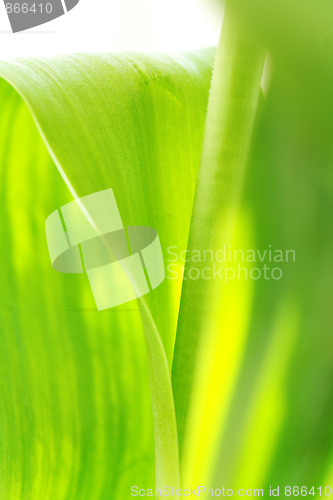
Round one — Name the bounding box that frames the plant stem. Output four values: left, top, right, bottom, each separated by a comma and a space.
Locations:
172, 3, 265, 460
140, 300, 180, 491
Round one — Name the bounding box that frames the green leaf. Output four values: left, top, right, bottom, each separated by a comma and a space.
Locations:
172, 5, 264, 465
0, 50, 214, 498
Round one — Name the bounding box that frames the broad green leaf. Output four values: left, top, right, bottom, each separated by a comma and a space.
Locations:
0, 50, 214, 498
0, 50, 214, 364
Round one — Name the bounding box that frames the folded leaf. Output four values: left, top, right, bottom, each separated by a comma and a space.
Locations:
0, 50, 214, 498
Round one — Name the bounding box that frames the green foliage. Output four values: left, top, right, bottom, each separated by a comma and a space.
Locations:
1, 0, 333, 497
172, 6, 265, 457
0, 51, 214, 498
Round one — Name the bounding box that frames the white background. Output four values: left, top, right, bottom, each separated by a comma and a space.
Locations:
0, 0, 223, 60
